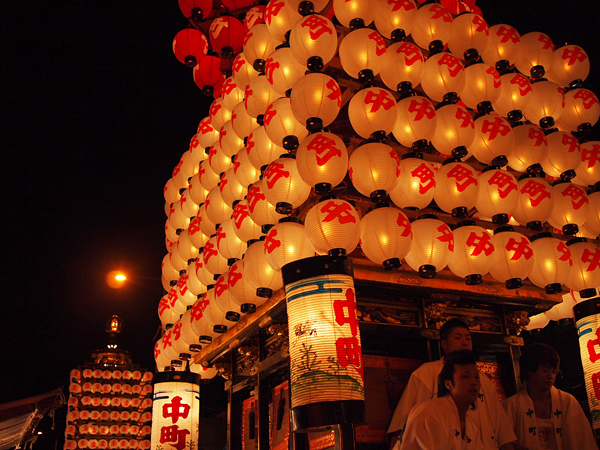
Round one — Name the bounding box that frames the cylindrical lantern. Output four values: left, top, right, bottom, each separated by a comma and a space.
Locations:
491, 72, 533, 119
296, 131, 348, 194
289, 14, 338, 71
392, 95, 437, 148
433, 161, 479, 218
389, 156, 437, 210
420, 52, 466, 103
379, 42, 425, 93
528, 233, 572, 294
290, 73, 342, 131
447, 13, 489, 60
448, 221, 494, 285
264, 219, 315, 270
489, 227, 534, 289
265, 47, 307, 95
263, 97, 309, 151
404, 215, 454, 277
566, 238, 600, 298
512, 175, 553, 230
244, 239, 284, 297
209, 16, 245, 58
228, 259, 267, 313
542, 131, 581, 179
338, 28, 387, 81
374, 0, 417, 40
480, 24, 520, 66
430, 103, 475, 159
173, 28, 208, 68
411, 3, 453, 51
348, 142, 400, 202
262, 156, 312, 214
513, 31, 555, 77
506, 124, 548, 172
548, 182, 589, 235
470, 115, 514, 165
282, 256, 366, 431
475, 168, 519, 224
549, 45, 590, 88
348, 87, 398, 141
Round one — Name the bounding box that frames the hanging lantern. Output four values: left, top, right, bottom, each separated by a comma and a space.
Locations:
246, 126, 285, 172
470, 115, 514, 165
304, 198, 361, 257
169, 200, 191, 233
389, 156, 436, 209
480, 24, 520, 66
549, 45, 590, 88
379, 42, 425, 93
506, 124, 548, 172
566, 238, 600, 298
475, 168, 518, 224
195, 250, 218, 287
175, 229, 200, 264
159, 328, 180, 366
460, 62, 501, 112
244, 239, 284, 297
214, 272, 242, 322
188, 173, 209, 206
228, 259, 267, 313
290, 73, 342, 132
431, 104, 475, 160
197, 203, 217, 237
246, 178, 287, 227
216, 219, 247, 262
233, 148, 261, 188
265, 47, 307, 95
411, 3, 453, 51
202, 236, 230, 276
208, 141, 233, 176
392, 95, 437, 149
348, 87, 398, 141
221, 77, 246, 112
333, 0, 374, 28
522, 80, 565, 129
528, 233, 572, 294
583, 190, 600, 237
159, 295, 181, 330
205, 186, 233, 225
209, 16, 245, 59
420, 52, 466, 103
173, 28, 208, 68
164, 178, 181, 210
447, 13, 490, 60
287, 0, 328, 15
557, 88, 600, 132
197, 116, 220, 150
186, 258, 208, 297
359, 205, 412, 269
282, 256, 366, 431
264, 219, 315, 270
338, 28, 387, 82
289, 14, 338, 71
219, 168, 247, 207
232, 199, 263, 242
513, 31, 555, 78
541, 131, 581, 178
219, 120, 245, 158
524, 313, 550, 331
192, 55, 224, 98
263, 97, 309, 151
448, 221, 495, 285
264, 0, 302, 42
170, 313, 199, 359
512, 175, 553, 230
245, 76, 280, 120
489, 227, 534, 289
209, 98, 233, 132
231, 102, 259, 140
243, 23, 282, 73
189, 294, 218, 343
348, 142, 400, 202
548, 181, 589, 235
202, 287, 232, 333
179, 0, 213, 24
405, 215, 454, 278
232, 52, 261, 90
263, 156, 312, 214
295, 131, 348, 194
374, 0, 417, 41
491, 72, 533, 119
162, 253, 181, 287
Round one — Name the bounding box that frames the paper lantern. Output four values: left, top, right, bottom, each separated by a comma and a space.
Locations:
219, 168, 247, 208
263, 97, 309, 151
491, 72, 533, 118
188, 173, 209, 206
232, 52, 260, 90
207, 141, 233, 175
265, 47, 307, 95
333, 0, 374, 28
348, 142, 400, 202
475, 168, 518, 224
228, 259, 267, 313
528, 233, 572, 294
558, 88, 600, 132
460, 63, 501, 111
448, 221, 494, 284
512, 175, 553, 230
177, 272, 200, 309
566, 238, 600, 298
584, 191, 600, 237
548, 182, 589, 235
170, 314, 196, 358
513, 31, 555, 77
159, 294, 181, 330
246, 178, 286, 226
196, 116, 220, 150
290, 73, 341, 132
489, 227, 534, 289
209, 16, 245, 58
264, 0, 302, 42
186, 258, 208, 297
219, 120, 245, 157
205, 187, 233, 225
338, 28, 387, 81
214, 272, 242, 321
216, 219, 247, 261
221, 77, 246, 112
164, 178, 181, 209
389, 156, 436, 209
480, 24, 520, 66
263, 156, 312, 214
420, 52, 466, 103
404, 215, 454, 277
522, 80, 565, 128
244, 239, 284, 297
541, 131, 581, 178
231, 102, 259, 140
189, 294, 217, 342
243, 23, 282, 72
173, 28, 208, 67
304, 198, 360, 256
430, 103, 475, 159
379, 42, 425, 92
193, 253, 219, 288
197, 203, 217, 237
264, 219, 315, 270
233, 148, 261, 188
162, 253, 181, 286
289, 14, 338, 71
433, 160, 479, 218
168, 246, 188, 273
209, 98, 233, 132
295, 131, 348, 193
447, 13, 489, 60
179, 0, 213, 22
202, 287, 232, 332
190, 363, 219, 379
202, 236, 230, 275
160, 329, 180, 365
245, 74, 280, 119
282, 256, 366, 429
359, 206, 412, 269
549, 45, 590, 88
411, 3, 453, 51
246, 126, 285, 171
231, 199, 263, 242
374, 0, 417, 40
348, 87, 398, 141
193, 55, 224, 96
392, 96, 437, 148
506, 124, 548, 172
470, 115, 514, 165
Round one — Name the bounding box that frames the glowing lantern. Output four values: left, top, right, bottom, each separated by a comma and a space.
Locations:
216, 219, 247, 261
471, 115, 514, 165
246, 126, 285, 171
233, 148, 261, 188
348, 142, 400, 202
220, 168, 247, 207
173, 28, 208, 67
243, 24, 282, 72
491, 72, 533, 119
333, 0, 374, 28
186, 258, 208, 297
405, 215, 453, 277
480, 24, 520, 66
549, 45, 590, 88
296, 131, 348, 194
566, 238, 600, 298
264, 0, 302, 42
202, 236, 230, 276
220, 120, 245, 158
287, 0, 328, 14
209, 98, 233, 132
412, 3, 453, 50
197, 116, 220, 150
159, 328, 180, 365
179, 0, 213, 23
475, 168, 518, 224
263, 156, 312, 214
447, 13, 489, 60
359, 205, 412, 269
489, 227, 534, 289
304, 198, 361, 256
232, 52, 260, 90
549, 182, 589, 235
374, 0, 417, 40
379, 42, 425, 92
583, 190, 600, 237
338, 28, 387, 81
282, 256, 366, 430
231, 199, 263, 242
221, 77, 246, 111
393, 96, 437, 149
430, 104, 475, 159
159, 295, 181, 330
522, 80, 565, 129
162, 253, 180, 287
214, 272, 242, 321
290, 73, 342, 132
195, 250, 219, 286
175, 230, 200, 264
197, 203, 217, 237
265, 47, 307, 95
228, 259, 267, 313
170, 313, 199, 358
209, 16, 245, 58
231, 99, 259, 140
189, 294, 218, 342
348, 87, 398, 141
244, 239, 284, 297
263, 97, 309, 151
558, 88, 600, 132
150, 373, 200, 450
245, 76, 280, 120
460, 63, 502, 112
512, 175, 553, 230
264, 219, 315, 270
207, 142, 232, 176
506, 124, 548, 172
188, 173, 209, 206
289, 14, 338, 71
246, 179, 286, 227
193, 55, 224, 97
448, 221, 494, 285
513, 32, 555, 77
202, 287, 232, 332
390, 156, 436, 209
169, 200, 191, 232
164, 178, 181, 209
205, 187, 233, 225
420, 52, 466, 103
528, 233, 572, 294
541, 131, 581, 178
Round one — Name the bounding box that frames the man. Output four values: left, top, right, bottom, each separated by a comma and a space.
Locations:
401, 350, 484, 449
388, 318, 516, 450
503, 343, 597, 450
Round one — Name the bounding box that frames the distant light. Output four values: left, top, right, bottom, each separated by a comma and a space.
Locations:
115, 274, 126, 281
106, 270, 128, 289
37, 432, 42, 435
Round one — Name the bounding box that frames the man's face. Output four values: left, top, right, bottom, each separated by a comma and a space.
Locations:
528, 363, 558, 392
446, 364, 481, 406
442, 327, 473, 353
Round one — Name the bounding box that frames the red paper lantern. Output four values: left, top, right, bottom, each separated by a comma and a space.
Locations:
448, 221, 494, 284
179, 0, 213, 22
348, 142, 400, 202
475, 168, 519, 224
193, 55, 225, 97
511, 176, 553, 229
209, 16, 245, 59
566, 238, 600, 298
389, 156, 437, 209
173, 28, 208, 67
489, 227, 534, 289
348, 87, 398, 141
264, 219, 315, 270
434, 161, 479, 218
304, 198, 361, 256
244, 6, 266, 32
404, 215, 454, 277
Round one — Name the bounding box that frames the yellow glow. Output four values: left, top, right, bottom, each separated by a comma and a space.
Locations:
115, 274, 126, 281
106, 270, 128, 289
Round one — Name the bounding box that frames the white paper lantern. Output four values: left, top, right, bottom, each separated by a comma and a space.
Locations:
566, 238, 600, 298
348, 142, 400, 202
338, 28, 387, 80
411, 3, 453, 50
489, 228, 534, 289
295, 131, 348, 193
420, 52, 466, 103
548, 182, 589, 235
506, 124, 548, 172
263, 97, 309, 151
265, 47, 307, 95
434, 161, 479, 218
447, 13, 489, 60
304, 198, 360, 256
389, 156, 436, 209
228, 259, 267, 313
405, 215, 454, 277
374, 0, 417, 40
491, 72, 533, 118
511, 176, 553, 229
264, 219, 315, 270
475, 168, 519, 224
244, 239, 285, 297
289, 14, 337, 70
348, 87, 398, 141
448, 221, 494, 285
290, 73, 342, 131
379, 42, 424, 92
262, 156, 312, 214
480, 24, 520, 66
392, 95, 437, 148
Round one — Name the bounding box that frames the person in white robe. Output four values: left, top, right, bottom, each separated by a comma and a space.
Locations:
388, 319, 516, 450
503, 343, 598, 450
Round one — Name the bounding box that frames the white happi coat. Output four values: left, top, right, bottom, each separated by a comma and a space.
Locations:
400, 395, 485, 450
503, 387, 598, 450
387, 359, 516, 449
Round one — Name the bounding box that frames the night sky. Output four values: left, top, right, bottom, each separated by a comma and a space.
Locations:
3, 0, 600, 408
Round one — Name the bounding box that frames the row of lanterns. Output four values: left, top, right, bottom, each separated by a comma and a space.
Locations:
63, 439, 151, 449
70, 369, 152, 381
66, 422, 151, 436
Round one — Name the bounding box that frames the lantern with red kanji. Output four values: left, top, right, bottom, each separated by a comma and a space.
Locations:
265, 47, 307, 95
189, 134, 207, 165
389, 155, 437, 209
264, 218, 316, 270
243, 23, 282, 73
209, 15, 245, 59
304, 198, 360, 257
557, 88, 600, 133
448, 220, 495, 285
207, 141, 233, 175
338, 28, 387, 83
374, 0, 417, 41
447, 13, 489, 60
169, 200, 191, 233
549, 45, 590, 88
393, 95, 437, 150
542, 130, 581, 179
246, 178, 287, 228
175, 230, 200, 267
333, 0, 374, 28
231, 199, 263, 243
209, 98, 233, 132
197, 116, 220, 149
513, 31, 555, 78
216, 219, 247, 262
296, 131, 348, 194
420, 52, 466, 103
411, 3, 453, 51
202, 287, 234, 333
263, 97, 309, 151
489, 227, 534, 289
220, 120, 245, 157
430, 103, 475, 160
193, 55, 225, 97
380, 42, 425, 93
475, 168, 519, 224
228, 259, 267, 313
491, 72, 533, 119
173, 28, 208, 68
470, 114, 514, 165
233, 148, 261, 188
197, 203, 217, 236
221, 77, 245, 112
460, 62, 502, 113
433, 161, 479, 218
231, 52, 260, 90
359, 205, 412, 269
548, 181, 589, 235
246, 125, 285, 171
186, 258, 208, 297
290, 73, 342, 132
244, 5, 266, 32
220, 168, 247, 207
348, 142, 400, 203
522, 80, 565, 130
265, 0, 302, 42
480, 24, 520, 66
527, 233, 572, 294
231, 102, 259, 141
202, 236, 230, 276
205, 186, 233, 225
159, 294, 181, 330
162, 253, 180, 287
405, 214, 454, 278
289, 14, 338, 71
506, 124, 549, 173
214, 272, 242, 322
263, 155, 312, 214
512, 175, 553, 230
244, 238, 284, 297
189, 293, 218, 343
348, 87, 398, 142
566, 238, 600, 298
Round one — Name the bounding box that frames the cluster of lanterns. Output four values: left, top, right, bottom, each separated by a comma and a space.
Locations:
64, 369, 154, 449
159, 0, 600, 371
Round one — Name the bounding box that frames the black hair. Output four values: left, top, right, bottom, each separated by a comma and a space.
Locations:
519, 343, 560, 384
440, 318, 470, 342
438, 350, 478, 397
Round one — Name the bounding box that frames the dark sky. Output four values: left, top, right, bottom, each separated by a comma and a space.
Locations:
3, 0, 600, 405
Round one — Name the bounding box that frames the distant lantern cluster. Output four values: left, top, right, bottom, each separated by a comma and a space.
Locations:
159, 0, 600, 367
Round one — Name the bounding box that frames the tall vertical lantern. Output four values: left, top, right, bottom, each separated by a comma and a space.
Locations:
347, 87, 398, 142
489, 227, 534, 289
433, 161, 479, 218
573, 300, 600, 432
528, 233, 572, 294
475, 168, 519, 224
290, 73, 342, 132
566, 238, 600, 298
289, 14, 338, 72
448, 220, 494, 285
282, 255, 366, 431
151, 372, 200, 450
404, 215, 454, 278
348, 142, 400, 202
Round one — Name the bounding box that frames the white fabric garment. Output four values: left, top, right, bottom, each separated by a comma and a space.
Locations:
503, 387, 598, 450
400, 395, 485, 450
387, 359, 516, 449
